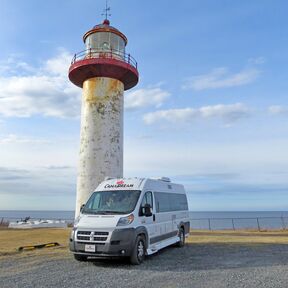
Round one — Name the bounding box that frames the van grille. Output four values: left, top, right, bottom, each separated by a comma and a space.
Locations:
76, 231, 109, 242
77, 242, 105, 246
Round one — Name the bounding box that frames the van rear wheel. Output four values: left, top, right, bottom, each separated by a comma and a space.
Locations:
130, 235, 146, 265
176, 227, 185, 247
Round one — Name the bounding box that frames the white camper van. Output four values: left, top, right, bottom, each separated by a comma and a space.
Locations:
70, 177, 190, 264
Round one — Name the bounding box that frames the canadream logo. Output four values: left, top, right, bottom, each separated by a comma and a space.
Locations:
104, 181, 134, 188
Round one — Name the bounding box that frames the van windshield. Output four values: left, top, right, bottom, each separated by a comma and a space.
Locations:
82, 190, 141, 215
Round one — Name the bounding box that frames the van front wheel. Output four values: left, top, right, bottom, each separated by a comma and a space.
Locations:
177, 227, 185, 247
130, 235, 145, 265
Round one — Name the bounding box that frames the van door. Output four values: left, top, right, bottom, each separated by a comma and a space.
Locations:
139, 191, 156, 244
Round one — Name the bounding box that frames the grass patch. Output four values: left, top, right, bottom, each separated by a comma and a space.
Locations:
188, 229, 288, 245
0, 228, 71, 258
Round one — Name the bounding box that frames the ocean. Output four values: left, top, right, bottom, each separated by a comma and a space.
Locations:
0, 210, 74, 221
1, 210, 288, 230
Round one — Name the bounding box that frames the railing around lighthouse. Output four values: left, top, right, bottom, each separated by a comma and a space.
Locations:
71, 48, 138, 69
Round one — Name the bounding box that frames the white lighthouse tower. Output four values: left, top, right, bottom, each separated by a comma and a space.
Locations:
69, 17, 139, 216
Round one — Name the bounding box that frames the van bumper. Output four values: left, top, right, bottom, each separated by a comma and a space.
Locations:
69, 228, 136, 257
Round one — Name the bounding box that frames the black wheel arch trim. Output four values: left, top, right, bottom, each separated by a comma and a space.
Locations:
179, 221, 190, 235
135, 226, 148, 244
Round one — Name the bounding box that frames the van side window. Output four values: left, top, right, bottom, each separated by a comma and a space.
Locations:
139, 191, 153, 216
154, 192, 188, 213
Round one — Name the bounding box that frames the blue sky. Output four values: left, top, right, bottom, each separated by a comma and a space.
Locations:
0, 0, 288, 211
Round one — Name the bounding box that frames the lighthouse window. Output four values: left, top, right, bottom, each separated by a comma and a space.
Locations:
119, 39, 125, 53
85, 36, 90, 50
97, 32, 110, 50
110, 34, 118, 51
85, 32, 125, 58
111, 34, 125, 59
101, 42, 110, 50
85, 34, 98, 50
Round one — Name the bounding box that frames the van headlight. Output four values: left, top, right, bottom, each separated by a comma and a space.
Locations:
70, 229, 75, 240
73, 216, 80, 228
117, 214, 134, 226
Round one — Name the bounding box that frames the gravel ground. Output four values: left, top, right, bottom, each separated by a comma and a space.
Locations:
1, 243, 288, 288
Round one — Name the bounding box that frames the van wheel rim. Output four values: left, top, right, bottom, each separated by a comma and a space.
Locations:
137, 241, 144, 258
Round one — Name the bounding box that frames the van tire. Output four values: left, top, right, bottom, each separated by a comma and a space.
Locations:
130, 235, 146, 265
176, 227, 185, 247
74, 254, 88, 261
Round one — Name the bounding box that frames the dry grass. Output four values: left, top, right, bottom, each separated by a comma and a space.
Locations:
188, 229, 288, 245
0, 228, 71, 258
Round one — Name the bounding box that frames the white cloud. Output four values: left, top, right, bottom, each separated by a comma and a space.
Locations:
182, 67, 260, 90
248, 57, 266, 65
124, 87, 170, 110
0, 134, 50, 144
268, 105, 288, 116
0, 55, 36, 76
143, 103, 250, 125
44, 49, 73, 76
199, 103, 250, 121
0, 50, 81, 118
0, 52, 171, 117
144, 108, 197, 124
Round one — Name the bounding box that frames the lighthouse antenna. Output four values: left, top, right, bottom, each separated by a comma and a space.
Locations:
101, 0, 111, 20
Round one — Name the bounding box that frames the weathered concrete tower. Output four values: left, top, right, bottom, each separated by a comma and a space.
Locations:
69, 19, 138, 216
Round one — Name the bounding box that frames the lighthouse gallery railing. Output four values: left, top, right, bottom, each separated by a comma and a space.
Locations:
71, 48, 138, 69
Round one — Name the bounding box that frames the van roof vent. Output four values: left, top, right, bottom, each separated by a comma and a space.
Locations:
159, 177, 171, 182
104, 177, 115, 181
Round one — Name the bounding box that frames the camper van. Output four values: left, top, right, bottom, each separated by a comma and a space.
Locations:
69, 177, 190, 264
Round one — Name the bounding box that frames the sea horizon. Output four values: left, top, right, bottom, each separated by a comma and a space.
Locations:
1, 210, 288, 230
1, 209, 288, 212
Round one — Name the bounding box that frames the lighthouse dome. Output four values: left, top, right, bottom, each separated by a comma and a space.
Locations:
83, 19, 127, 46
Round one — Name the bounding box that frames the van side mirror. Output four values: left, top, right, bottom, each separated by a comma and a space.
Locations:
80, 204, 85, 213
143, 204, 152, 217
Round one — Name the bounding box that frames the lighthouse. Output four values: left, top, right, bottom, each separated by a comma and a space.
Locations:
69, 18, 139, 216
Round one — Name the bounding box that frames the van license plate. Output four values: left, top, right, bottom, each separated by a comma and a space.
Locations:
85, 244, 96, 252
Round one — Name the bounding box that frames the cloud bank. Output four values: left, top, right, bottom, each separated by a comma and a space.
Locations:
269, 105, 288, 116
0, 51, 171, 118
182, 67, 260, 90
143, 103, 250, 125
0, 134, 50, 144
0, 50, 81, 118
124, 87, 170, 110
